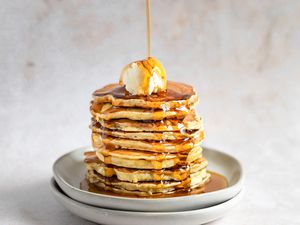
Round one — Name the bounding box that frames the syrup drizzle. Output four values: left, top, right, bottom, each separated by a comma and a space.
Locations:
93, 81, 195, 102
146, 0, 151, 58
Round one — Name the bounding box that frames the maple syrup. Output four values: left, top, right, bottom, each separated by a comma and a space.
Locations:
93, 81, 195, 102
146, 0, 151, 57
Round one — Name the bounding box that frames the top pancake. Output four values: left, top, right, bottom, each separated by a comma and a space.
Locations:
92, 81, 198, 109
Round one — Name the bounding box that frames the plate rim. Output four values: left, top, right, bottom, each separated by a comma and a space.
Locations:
53, 145, 244, 202
50, 176, 243, 215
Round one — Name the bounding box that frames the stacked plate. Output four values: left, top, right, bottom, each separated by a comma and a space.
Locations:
51, 146, 243, 225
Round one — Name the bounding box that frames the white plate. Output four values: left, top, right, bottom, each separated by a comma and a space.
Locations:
53, 146, 243, 212
50, 177, 243, 225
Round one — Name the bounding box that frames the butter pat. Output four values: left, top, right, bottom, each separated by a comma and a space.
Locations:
120, 57, 167, 95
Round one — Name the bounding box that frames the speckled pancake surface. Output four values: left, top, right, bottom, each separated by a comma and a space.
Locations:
92, 133, 204, 153
84, 151, 208, 182
86, 169, 210, 195
95, 110, 203, 132
93, 146, 203, 168
91, 102, 190, 121
92, 81, 198, 109
91, 121, 204, 141
86, 163, 209, 183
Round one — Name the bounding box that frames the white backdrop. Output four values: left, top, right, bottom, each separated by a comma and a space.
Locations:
1, 0, 299, 224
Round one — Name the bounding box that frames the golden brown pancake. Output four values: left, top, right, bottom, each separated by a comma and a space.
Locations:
91, 102, 190, 121
92, 81, 198, 109
92, 133, 204, 153
95, 110, 203, 132
85, 160, 208, 182
84, 151, 208, 182
93, 146, 202, 169
90, 121, 204, 141
86, 169, 210, 195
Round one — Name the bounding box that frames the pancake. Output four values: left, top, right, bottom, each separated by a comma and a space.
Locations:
94, 147, 202, 169
92, 81, 198, 109
85, 181, 206, 197
84, 151, 208, 182
91, 102, 190, 121
86, 169, 210, 195
86, 161, 208, 182
95, 111, 203, 132
91, 121, 204, 141
95, 149, 178, 169
92, 133, 204, 153
96, 145, 202, 162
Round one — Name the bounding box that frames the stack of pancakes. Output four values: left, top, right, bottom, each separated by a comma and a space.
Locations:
84, 81, 210, 196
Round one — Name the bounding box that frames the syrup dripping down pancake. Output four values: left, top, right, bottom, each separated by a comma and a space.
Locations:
94, 146, 202, 169
95, 145, 202, 163
95, 111, 203, 132
91, 102, 190, 121
91, 121, 204, 141
92, 81, 198, 109
86, 161, 208, 183
86, 169, 210, 195
92, 132, 204, 153
84, 151, 208, 182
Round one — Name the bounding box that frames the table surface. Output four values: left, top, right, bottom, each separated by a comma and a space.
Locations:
1, 0, 300, 224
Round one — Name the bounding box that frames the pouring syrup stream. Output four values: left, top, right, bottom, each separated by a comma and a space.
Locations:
146, 0, 151, 58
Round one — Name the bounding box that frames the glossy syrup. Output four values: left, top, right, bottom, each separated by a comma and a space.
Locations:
93, 81, 195, 102
80, 171, 228, 198
146, 0, 151, 57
